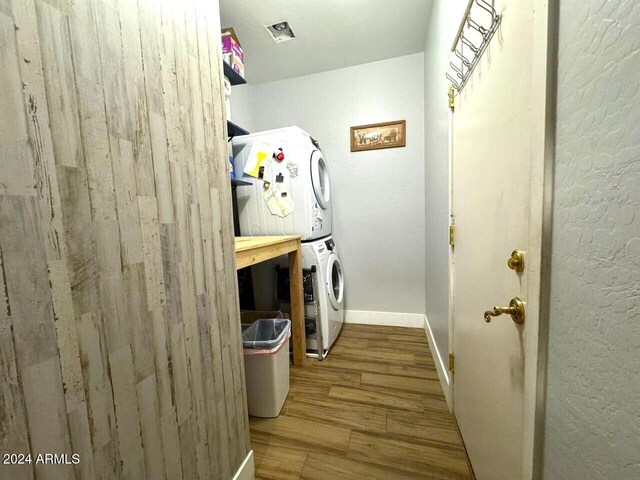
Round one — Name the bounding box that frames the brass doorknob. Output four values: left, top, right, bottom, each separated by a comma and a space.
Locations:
484, 297, 525, 324
507, 250, 525, 272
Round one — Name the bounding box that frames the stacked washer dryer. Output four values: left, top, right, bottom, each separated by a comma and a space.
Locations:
231, 126, 344, 357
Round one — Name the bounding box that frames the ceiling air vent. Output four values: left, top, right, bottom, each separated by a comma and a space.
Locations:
265, 21, 295, 43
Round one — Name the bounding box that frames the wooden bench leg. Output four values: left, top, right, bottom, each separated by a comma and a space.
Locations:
288, 240, 306, 366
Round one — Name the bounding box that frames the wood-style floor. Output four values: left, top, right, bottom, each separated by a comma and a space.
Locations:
249, 324, 474, 479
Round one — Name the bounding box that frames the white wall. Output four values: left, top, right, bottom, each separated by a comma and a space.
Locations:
242, 53, 426, 315
543, 1, 640, 478
423, 0, 466, 370
229, 84, 254, 132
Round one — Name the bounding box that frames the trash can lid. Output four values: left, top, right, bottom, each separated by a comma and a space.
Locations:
242, 317, 291, 350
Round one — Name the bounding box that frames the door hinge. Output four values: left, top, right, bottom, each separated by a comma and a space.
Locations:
448, 353, 455, 372
448, 86, 455, 109
449, 225, 455, 246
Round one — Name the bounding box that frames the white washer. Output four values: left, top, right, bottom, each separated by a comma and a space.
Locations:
301, 236, 344, 353
232, 126, 332, 241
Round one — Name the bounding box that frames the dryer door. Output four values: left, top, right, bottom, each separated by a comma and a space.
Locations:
326, 253, 344, 311
311, 150, 331, 210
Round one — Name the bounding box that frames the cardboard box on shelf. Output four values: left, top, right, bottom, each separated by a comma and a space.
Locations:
221, 27, 244, 78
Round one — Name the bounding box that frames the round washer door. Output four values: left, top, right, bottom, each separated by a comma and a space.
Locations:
311, 150, 330, 210
326, 253, 344, 310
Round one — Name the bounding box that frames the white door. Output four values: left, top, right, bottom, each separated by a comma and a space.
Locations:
451, 1, 551, 479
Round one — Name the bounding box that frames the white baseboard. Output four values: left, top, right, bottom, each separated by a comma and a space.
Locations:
344, 310, 425, 328
423, 315, 451, 409
232, 450, 254, 480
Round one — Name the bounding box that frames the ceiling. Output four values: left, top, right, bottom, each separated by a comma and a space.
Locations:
219, 0, 433, 84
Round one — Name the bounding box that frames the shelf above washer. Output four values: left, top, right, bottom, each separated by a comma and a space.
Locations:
230, 178, 252, 187
227, 120, 249, 139
223, 62, 246, 86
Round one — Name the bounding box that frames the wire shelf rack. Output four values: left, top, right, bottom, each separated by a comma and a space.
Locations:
446, 0, 502, 93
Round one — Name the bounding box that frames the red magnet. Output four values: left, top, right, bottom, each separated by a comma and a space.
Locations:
275, 148, 285, 161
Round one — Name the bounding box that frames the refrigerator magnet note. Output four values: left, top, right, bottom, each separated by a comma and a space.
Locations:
286, 161, 298, 178
263, 184, 294, 218
312, 206, 323, 230
244, 143, 272, 178
279, 191, 294, 216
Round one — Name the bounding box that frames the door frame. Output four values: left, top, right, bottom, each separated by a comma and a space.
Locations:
447, 0, 559, 478
447, 104, 455, 410
527, 0, 559, 477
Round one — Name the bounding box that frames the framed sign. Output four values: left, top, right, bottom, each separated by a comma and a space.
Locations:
350, 120, 406, 152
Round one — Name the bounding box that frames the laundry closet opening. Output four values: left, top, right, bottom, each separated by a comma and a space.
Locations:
219, 1, 472, 477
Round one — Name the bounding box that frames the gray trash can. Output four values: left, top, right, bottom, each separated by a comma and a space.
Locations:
242, 316, 291, 418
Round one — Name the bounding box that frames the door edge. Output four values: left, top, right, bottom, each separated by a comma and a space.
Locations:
523, 0, 559, 478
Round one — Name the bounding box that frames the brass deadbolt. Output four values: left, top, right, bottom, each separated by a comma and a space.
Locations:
507, 250, 525, 272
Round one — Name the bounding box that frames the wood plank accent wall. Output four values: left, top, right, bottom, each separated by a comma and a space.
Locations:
0, 0, 249, 478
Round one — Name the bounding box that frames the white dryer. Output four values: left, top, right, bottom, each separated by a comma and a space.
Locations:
232, 127, 332, 241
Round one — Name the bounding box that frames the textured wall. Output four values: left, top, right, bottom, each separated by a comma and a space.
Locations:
0, 0, 248, 479
543, 1, 640, 478
248, 54, 426, 315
